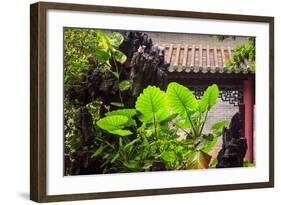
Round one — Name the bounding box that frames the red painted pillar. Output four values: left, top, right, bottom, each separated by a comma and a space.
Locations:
243, 77, 254, 162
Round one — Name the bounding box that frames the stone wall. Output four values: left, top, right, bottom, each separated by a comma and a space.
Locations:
205, 98, 239, 159
203, 98, 239, 134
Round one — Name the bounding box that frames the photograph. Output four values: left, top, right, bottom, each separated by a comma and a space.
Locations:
30, 2, 274, 202
63, 28, 256, 176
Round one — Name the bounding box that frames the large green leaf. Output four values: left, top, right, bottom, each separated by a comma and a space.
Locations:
109, 129, 132, 136
159, 113, 178, 125
106, 109, 137, 127
185, 150, 212, 169
161, 151, 177, 162
96, 115, 132, 136
105, 109, 136, 118
136, 86, 168, 123
97, 115, 128, 130
199, 84, 219, 112
174, 118, 192, 129
166, 82, 198, 117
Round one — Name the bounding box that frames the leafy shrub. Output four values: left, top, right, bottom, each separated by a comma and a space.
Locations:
95, 82, 227, 172
226, 37, 256, 72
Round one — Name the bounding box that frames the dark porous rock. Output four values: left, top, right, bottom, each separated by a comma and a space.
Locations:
216, 112, 248, 168
70, 151, 103, 175
65, 31, 170, 175
76, 108, 94, 146
150, 160, 167, 171
129, 43, 169, 100
66, 31, 169, 108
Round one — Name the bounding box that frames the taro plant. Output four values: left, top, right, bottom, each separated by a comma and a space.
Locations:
135, 86, 170, 138
166, 82, 226, 168
94, 82, 228, 172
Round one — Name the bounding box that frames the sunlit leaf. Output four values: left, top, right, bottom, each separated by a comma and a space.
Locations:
109, 129, 132, 136
136, 86, 168, 123
167, 82, 198, 117
174, 118, 192, 129
185, 151, 211, 169
199, 84, 219, 113
96, 115, 132, 136
105, 109, 136, 118
161, 151, 177, 162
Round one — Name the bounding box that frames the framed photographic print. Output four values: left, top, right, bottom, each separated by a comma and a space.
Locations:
30, 1, 274, 202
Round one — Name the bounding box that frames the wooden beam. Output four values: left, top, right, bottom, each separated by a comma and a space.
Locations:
199, 45, 203, 68
190, 45, 195, 67
167, 44, 173, 63
228, 46, 232, 60
206, 45, 210, 68
174, 44, 181, 66
221, 46, 226, 67
182, 45, 188, 66
214, 46, 218, 68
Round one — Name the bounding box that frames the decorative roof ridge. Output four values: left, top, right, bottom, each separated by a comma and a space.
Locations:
161, 44, 251, 74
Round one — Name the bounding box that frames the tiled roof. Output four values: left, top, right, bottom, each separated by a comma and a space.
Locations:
162, 44, 251, 74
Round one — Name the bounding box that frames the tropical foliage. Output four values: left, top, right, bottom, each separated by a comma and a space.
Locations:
64, 29, 129, 175
63, 29, 241, 175
95, 83, 227, 172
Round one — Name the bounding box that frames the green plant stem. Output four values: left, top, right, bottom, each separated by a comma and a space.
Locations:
112, 57, 124, 105
198, 110, 209, 137
151, 113, 158, 139
186, 113, 198, 138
